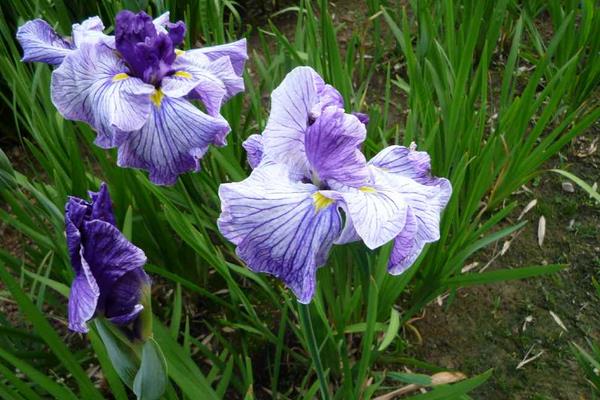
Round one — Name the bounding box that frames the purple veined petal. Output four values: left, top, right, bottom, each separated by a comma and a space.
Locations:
369, 145, 452, 198
51, 41, 155, 148
65, 197, 90, 272
305, 106, 369, 187
262, 66, 324, 179
326, 185, 409, 250
117, 95, 230, 185
71, 16, 114, 48
185, 38, 248, 76
388, 208, 424, 275
105, 268, 149, 325
309, 82, 344, 120
88, 182, 117, 226
218, 163, 341, 303
16, 19, 73, 65
369, 161, 451, 244
68, 255, 100, 333
80, 219, 147, 306
176, 53, 245, 111
242, 134, 264, 169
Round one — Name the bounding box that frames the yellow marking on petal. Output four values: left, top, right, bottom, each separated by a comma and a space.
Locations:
175, 49, 185, 56
113, 73, 129, 81
174, 70, 192, 79
312, 192, 333, 211
150, 89, 164, 107
359, 186, 377, 193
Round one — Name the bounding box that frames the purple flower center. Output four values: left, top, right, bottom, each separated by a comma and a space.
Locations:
115, 10, 185, 85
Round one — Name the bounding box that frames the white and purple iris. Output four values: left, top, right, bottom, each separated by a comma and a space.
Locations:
218, 67, 452, 303
16, 11, 247, 185
66, 183, 149, 333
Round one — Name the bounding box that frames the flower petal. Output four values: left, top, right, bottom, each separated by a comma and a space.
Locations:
388, 208, 424, 275
173, 53, 244, 113
326, 186, 408, 250
16, 19, 72, 65
68, 255, 99, 333
51, 41, 155, 148
88, 182, 116, 226
105, 269, 149, 325
305, 106, 368, 187
71, 16, 113, 48
242, 134, 264, 169
117, 96, 230, 185
218, 163, 341, 303
186, 38, 247, 76
80, 220, 147, 309
262, 66, 322, 179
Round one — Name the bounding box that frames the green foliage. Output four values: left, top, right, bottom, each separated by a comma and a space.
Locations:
0, 0, 598, 398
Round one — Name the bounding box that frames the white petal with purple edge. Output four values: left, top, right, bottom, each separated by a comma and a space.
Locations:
16, 19, 72, 65
218, 163, 341, 303
186, 38, 248, 76
68, 255, 99, 333
388, 208, 424, 275
117, 95, 230, 185
305, 106, 368, 187
51, 41, 155, 148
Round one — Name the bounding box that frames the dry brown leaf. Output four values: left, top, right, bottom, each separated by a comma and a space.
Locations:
538, 216, 546, 247
518, 199, 537, 221
431, 371, 467, 385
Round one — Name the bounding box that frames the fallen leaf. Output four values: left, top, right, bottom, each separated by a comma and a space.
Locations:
538, 216, 546, 247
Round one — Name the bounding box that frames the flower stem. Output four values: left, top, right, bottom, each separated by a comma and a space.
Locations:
298, 303, 331, 400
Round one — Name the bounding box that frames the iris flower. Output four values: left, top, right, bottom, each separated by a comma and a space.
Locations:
17, 11, 247, 185
219, 67, 451, 303
66, 183, 149, 333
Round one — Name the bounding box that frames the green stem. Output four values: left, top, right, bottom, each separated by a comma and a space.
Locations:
298, 303, 331, 400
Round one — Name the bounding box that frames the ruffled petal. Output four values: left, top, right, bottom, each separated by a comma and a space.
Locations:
80, 220, 147, 309
71, 16, 113, 48
67, 255, 99, 333
305, 106, 368, 187
105, 269, 149, 325
242, 134, 264, 169
218, 163, 341, 303
51, 41, 155, 148
326, 186, 408, 250
262, 66, 323, 179
117, 95, 230, 185
186, 38, 247, 76
16, 19, 72, 65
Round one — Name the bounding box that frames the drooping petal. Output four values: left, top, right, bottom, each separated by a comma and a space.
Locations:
305, 107, 368, 187
388, 208, 423, 275
117, 95, 230, 185
72, 16, 113, 48
186, 38, 248, 76
67, 256, 100, 333
242, 134, 263, 169
80, 220, 147, 308
65, 197, 90, 273
326, 185, 408, 250
262, 66, 322, 179
16, 19, 72, 65
218, 163, 341, 303
105, 269, 149, 325
51, 41, 155, 148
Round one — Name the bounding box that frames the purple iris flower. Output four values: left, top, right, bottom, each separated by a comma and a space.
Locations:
218, 67, 451, 303
16, 11, 247, 185
66, 183, 149, 333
